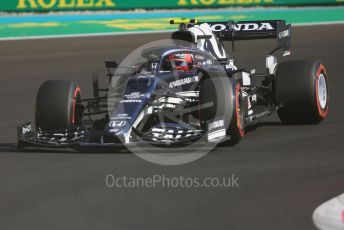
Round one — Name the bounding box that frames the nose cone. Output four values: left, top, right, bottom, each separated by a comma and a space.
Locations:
103, 76, 157, 143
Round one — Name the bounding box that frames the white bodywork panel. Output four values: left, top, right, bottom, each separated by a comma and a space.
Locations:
186, 23, 227, 60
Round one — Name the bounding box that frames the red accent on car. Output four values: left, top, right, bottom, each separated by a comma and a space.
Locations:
72, 87, 81, 126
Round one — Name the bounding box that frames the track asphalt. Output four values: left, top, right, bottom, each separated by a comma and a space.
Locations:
0, 24, 343, 229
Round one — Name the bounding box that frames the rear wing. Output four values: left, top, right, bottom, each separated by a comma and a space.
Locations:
171, 19, 291, 56
205, 20, 291, 55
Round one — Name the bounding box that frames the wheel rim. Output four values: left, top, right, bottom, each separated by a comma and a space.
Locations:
317, 73, 327, 110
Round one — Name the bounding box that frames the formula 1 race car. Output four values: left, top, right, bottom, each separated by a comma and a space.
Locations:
17, 19, 329, 150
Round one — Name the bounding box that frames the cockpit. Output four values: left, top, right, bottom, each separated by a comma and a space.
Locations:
140, 46, 215, 74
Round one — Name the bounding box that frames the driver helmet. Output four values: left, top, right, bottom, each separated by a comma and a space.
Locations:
168, 53, 193, 71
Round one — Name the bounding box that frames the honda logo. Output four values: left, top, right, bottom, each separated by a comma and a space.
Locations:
109, 121, 127, 127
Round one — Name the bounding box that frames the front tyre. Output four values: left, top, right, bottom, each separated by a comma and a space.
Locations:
199, 77, 244, 145
35, 80, 82, 131
275, 60, 329, 124
226, 80, 245, 145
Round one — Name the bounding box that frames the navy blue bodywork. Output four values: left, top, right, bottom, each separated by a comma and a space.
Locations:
17, 47, 224, 149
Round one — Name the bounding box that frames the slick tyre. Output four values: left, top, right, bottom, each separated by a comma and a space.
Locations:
35, 80, 81, 131
199, 77, 244, 145
275, 60, 329, 124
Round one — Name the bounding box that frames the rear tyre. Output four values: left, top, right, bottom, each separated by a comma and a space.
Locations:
275, 60, 329, 124
35, 80, 81, 131
199, 77, 244, 145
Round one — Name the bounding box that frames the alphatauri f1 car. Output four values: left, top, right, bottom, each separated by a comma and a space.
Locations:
17, 19, 329, 149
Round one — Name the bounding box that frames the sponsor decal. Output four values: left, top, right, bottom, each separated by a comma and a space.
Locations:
150, 62, 158, 70
3, 0, 338, 12
251, 94, 257, 102
208, 119, 225, 131
207, 129, 226, 142
109, 120, 126, 127
16, 0, 116, 10
125, 92, 143, 99
109, 128, 119, 133
178, 0, 274, 7
22, 124, 32, 134
278, 29, 289, 38
169, 76, 199, 88
207, 119, 226, 142
112, 113, 132, 120
211, 22, 274, 32
120, 99, 142, 103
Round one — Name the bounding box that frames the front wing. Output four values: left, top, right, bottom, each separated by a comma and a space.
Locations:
17, 122, 208, 151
